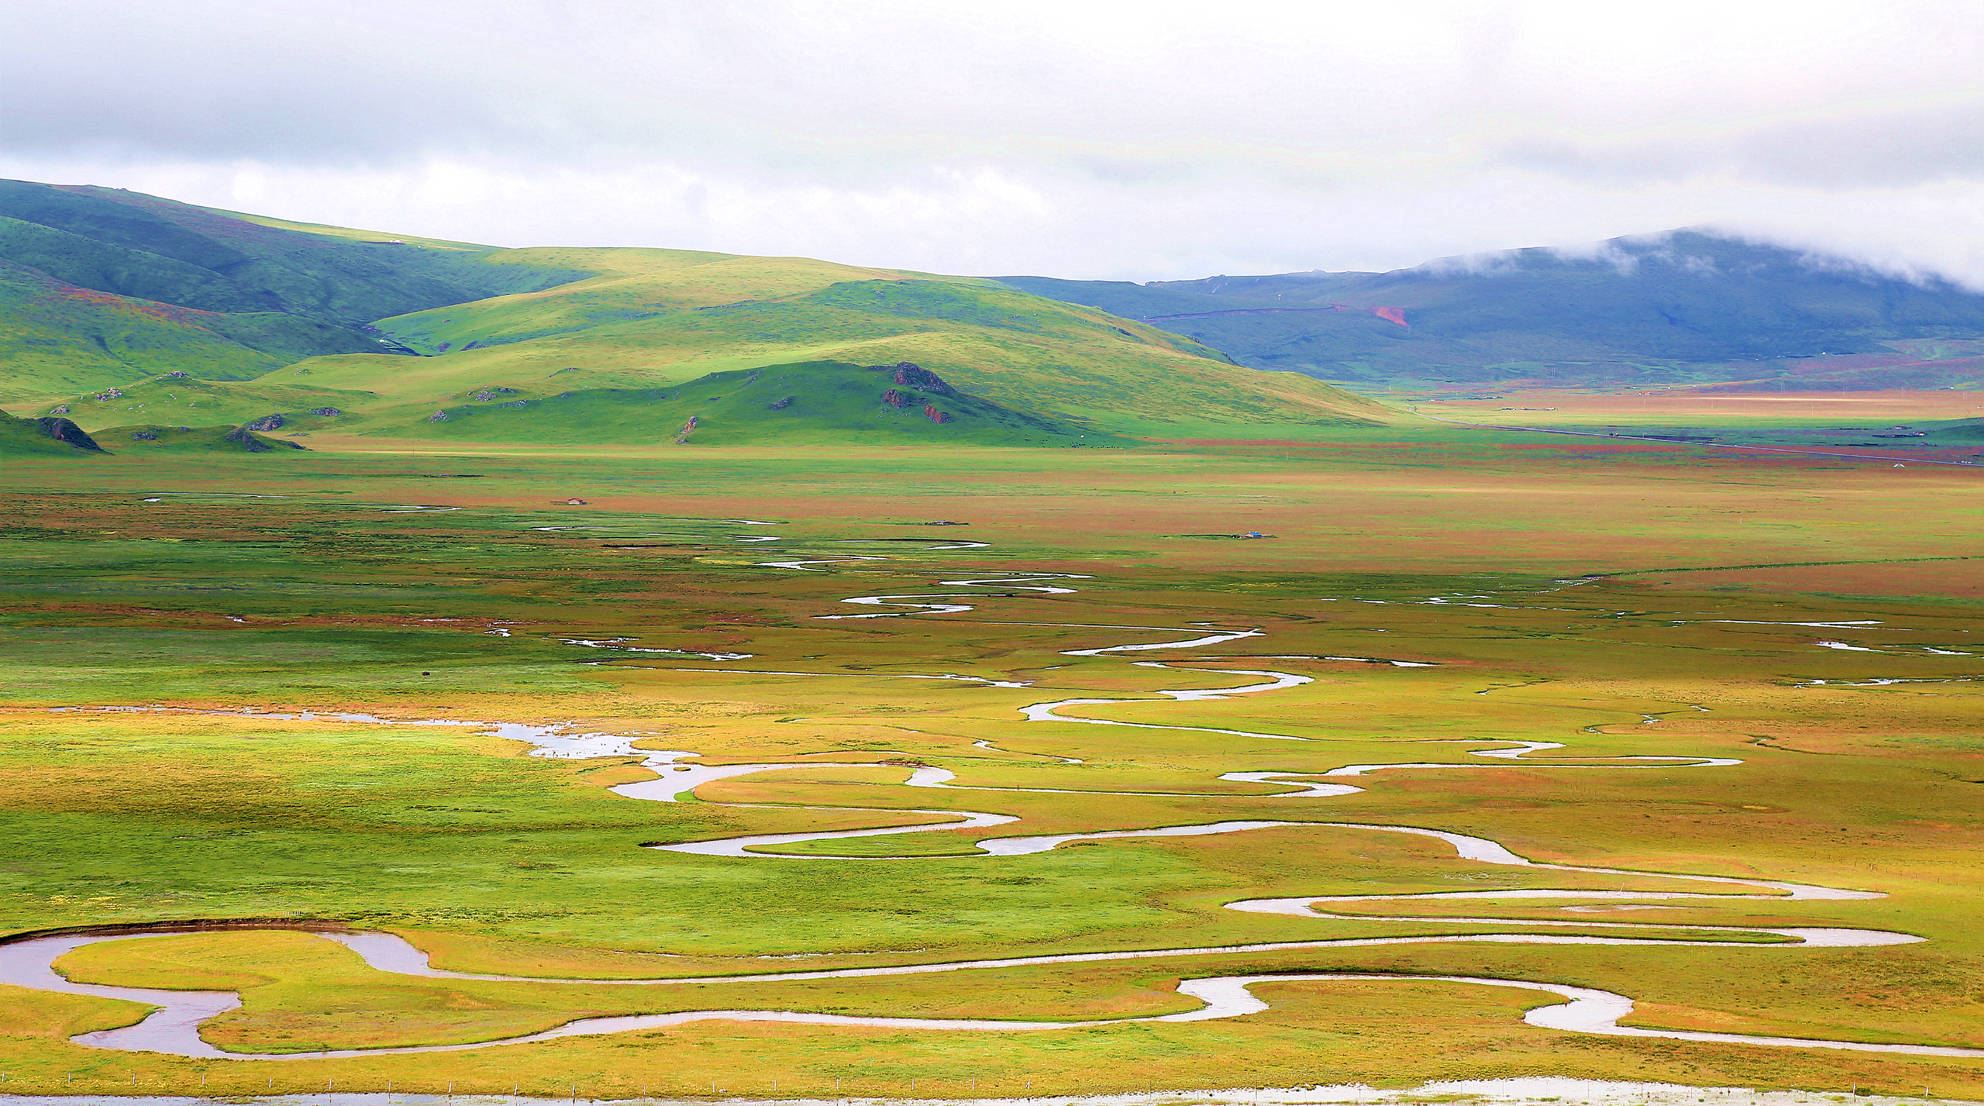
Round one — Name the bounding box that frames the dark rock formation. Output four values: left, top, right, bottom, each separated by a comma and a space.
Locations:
890, 362, 953, 395
222, 426, 305, 452
427, 410, 451, 422
165, 371, 190, 379
93, 387, 124, 401
924, 405, 951, 424
131, 429, 159, 441
243, 414, 286, 432
882, 389, 910, 408
308, 407, 342, 417
34, 417, 103, 452
768, 396, 794, 411
467, 387, 520, 401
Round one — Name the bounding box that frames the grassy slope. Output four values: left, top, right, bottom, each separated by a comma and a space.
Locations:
289, 247, 1390, 437
0, 261, 314, 400
0, 181, 583, 404
41, 371, 375, 429
0, 411, 101, 456
408, 360, 1104, 446
4, 183, 1390, 438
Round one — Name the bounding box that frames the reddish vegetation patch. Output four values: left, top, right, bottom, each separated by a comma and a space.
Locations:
38, 278, 225, 336
50, 285, 208, 325
1371, 306, 1408, 327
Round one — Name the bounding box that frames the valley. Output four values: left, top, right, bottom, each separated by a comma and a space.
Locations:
0, 433, 1979, 1099
0, 183, 1979, 1104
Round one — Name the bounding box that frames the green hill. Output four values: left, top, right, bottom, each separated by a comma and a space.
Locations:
0, 183, 1388, 441
1002, 231, 1984, 392
331, 247, 1384, 437
404, 360, 1105, 446
0, 180, 584, 402
0, 411, 102, 455
103, 422, 310, 454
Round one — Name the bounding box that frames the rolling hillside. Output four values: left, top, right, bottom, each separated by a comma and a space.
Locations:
0, 182, 1388, 442
0, 180, 584, 401
1003, 231, 1984, 392
0, 411, 101, 455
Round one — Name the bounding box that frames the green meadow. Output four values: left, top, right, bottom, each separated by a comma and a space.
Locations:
0, 433, 1978, 1100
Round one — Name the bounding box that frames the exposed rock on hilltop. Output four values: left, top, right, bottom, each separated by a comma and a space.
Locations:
223, 426, 306, 452
878, 363, 956, 424
35, 416, 103, 451
890, 362, 954, 395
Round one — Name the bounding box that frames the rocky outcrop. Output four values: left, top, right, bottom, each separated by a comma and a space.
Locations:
131, 429, 159, 441
467, 387, 520, 401
223, 426, 306, 453
93, 387, 124, 401
673, 415, 700, 444
768, 396, 794, 411
47, 405, 69, 416
924, 405, 950, 424
34, 417, 103, 452
889, 362, 953, 395
308, 407, 342, 417
427, 410, 451, 423
243, 414, 286, 432
164, 371, 190, 379
881, 389, 910, 408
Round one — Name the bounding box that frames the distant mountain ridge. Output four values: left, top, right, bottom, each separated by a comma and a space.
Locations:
1001, 231, 1984, 391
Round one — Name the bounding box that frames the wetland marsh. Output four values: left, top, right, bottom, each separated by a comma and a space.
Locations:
0, 434, 1979, 1100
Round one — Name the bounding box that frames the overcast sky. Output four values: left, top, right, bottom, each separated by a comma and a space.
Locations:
5, 0, 1983, 283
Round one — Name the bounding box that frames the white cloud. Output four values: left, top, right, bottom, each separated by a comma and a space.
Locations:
2, 0, 1982, 282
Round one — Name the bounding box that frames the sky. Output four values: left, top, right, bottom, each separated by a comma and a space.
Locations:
4, 0, 1983, 284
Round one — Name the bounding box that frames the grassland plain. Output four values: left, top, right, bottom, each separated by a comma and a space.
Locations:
0, 431, 1979, 1101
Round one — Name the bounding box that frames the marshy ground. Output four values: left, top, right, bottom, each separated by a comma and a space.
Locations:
0, 430, 1978, 1100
